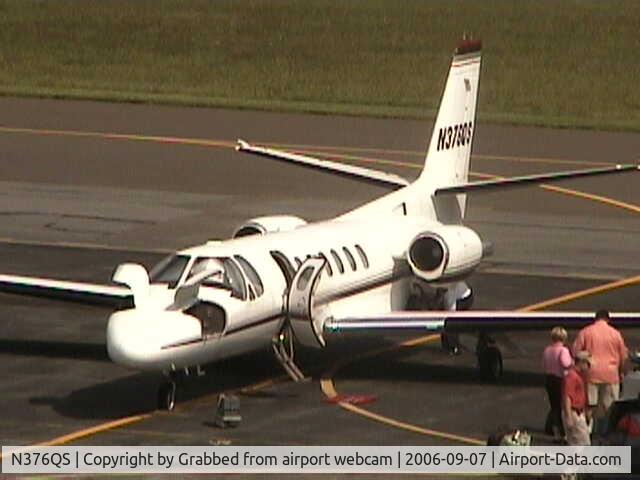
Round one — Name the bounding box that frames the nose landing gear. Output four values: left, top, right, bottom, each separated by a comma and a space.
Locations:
157, 372, 178, 411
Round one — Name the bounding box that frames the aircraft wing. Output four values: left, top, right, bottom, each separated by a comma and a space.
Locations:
236, 140, 410, 189
326, 311, 640, 334
435, 164, 639, 195
0, 274, 133, 308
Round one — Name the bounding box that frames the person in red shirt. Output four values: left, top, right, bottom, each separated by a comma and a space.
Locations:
562, 351, 592, 446
572, 309, 628, 434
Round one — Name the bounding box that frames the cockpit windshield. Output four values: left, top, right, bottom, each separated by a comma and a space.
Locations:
186, 257, 247, 300
149, 254, 190, 288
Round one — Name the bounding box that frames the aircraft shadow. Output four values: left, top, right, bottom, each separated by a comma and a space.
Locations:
29, 350, 284, 420
0, 339, 109, 362
23, 336, 542, 421
297, 335, 544, 387
332, 349, 545, 387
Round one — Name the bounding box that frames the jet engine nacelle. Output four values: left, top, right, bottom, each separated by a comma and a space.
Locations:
232, 215, 307, 238
407, 225, 483, 283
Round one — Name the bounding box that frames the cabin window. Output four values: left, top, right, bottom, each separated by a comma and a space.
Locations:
343, 247, 357, 271
296, 266, 314, 291
319, 252, 332, 276
186, 257, 247, 300
234, 255, 264, 296
330, 249, 344, 274
222, 258, 247, 300
149, 254, 190, 288
270, 250, 295, 287
355, 244, 369, 268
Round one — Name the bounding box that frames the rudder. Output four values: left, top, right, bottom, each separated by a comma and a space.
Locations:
416, 39, 482, 219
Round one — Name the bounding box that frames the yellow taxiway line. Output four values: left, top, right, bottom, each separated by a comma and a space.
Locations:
1, 125, 637, 450
5, 125, 636, 214
0, 376, 284, 460
35, 414, 151, 447
320, 271, 640, 446
521, 274, 640, 312
470, 171, 640, 216
265, 142, 612, 167
320, 333, 487, 446
0, 414, 150, 461
0, 125, 614, 168
0, 126, 235, 149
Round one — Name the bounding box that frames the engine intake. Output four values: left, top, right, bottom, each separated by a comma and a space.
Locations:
407, 226, 482, 283
409, 236, 446, 272
232, 215, 307, 238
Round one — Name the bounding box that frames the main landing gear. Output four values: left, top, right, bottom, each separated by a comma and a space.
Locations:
476, 333, 503, 381
441, 332, 461, 356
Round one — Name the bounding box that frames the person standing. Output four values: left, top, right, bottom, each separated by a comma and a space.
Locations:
572, 309, 628, 434
562, 351, 592, 446
561, 351, 592, 480
542, 326, 573, 439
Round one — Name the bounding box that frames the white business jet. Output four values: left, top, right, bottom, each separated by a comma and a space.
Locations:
1, 39, 639, 410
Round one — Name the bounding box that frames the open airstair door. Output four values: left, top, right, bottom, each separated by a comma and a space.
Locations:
287, 257, 330, 348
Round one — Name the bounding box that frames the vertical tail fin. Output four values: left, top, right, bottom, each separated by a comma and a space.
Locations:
416, 39, 482, 219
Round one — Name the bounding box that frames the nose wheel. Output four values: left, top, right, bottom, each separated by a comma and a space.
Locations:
157, 373, 178, 411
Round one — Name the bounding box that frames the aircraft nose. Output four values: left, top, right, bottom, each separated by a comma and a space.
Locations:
106, 309, 202, 370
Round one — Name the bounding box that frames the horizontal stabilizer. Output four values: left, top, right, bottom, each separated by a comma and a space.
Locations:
0, 274, 132, 308
435, 164, 639, 195
327, 310, 640, 334
237, 140, 409, 189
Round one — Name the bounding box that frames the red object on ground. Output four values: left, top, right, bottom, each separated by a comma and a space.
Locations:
325, 394, 377, 405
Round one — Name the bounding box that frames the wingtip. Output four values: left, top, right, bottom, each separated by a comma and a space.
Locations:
236, 139, 249, 151
455, 37, 482, 56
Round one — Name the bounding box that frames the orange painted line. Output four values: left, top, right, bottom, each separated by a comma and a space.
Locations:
0, 414, 151, 460
520, 274, 640, 312
267, 142, 612, 167
6, 127, 640, 213
0, 125, 615, 168
290, 148, 421, 170
473, 153, 609, 167
471, 171, 640, 215
12, 374, 284, 451
320, 333, 486, 445
321, 275, 640, 445
539, 183, 640, 214
36, 414, 152, 446
319, 377, 485, 445
2, 125, 637, 449
0, 126, 234, 149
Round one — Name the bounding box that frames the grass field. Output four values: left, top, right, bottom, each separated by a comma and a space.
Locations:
1, 0, 639, 130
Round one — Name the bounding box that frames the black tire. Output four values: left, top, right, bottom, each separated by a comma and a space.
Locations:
157, 382, 176, 411
478, 346, 503, 381
441, 333, 461, 355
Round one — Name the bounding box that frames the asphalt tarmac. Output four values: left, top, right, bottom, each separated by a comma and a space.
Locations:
0, 98, 639, 478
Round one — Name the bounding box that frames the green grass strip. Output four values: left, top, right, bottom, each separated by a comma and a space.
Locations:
1, 0, 639, 131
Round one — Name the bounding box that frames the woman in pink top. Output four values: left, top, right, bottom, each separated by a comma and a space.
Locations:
542, 326, 573, 438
